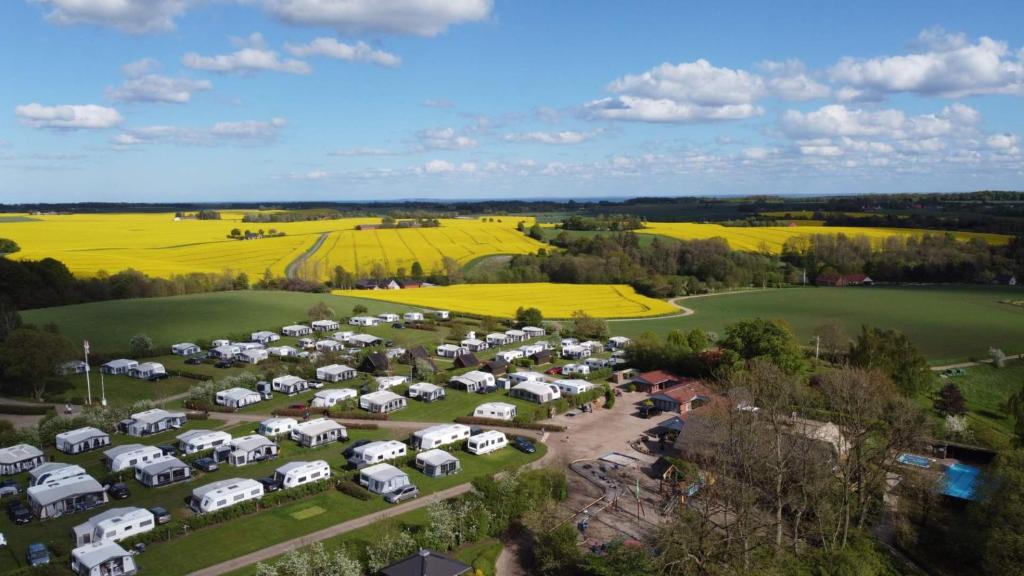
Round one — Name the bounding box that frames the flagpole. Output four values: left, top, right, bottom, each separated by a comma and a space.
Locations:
100, 371, 107, 407
83, 340, 92, 406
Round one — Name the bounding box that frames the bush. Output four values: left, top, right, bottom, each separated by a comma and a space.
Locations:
340, 422, 380, 430
454, 416, 566, 432
169, 370, 213, 381
0, 403, 52, 415
326, 409, 389, 421
336, 480, 373, 501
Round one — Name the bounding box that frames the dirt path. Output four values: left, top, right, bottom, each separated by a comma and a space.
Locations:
285, 232, 329, 279
930, 353, 1024, 371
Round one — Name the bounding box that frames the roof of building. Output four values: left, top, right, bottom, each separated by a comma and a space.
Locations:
260, 416, 298, 427
476, 401, 517, 412
294, 418, 345, 437
360, 463, 408, 482
452, 353, 480, 368
72, 542, 133, 569
0, 443, 43, 465
218, 387, 260, 401
192, 478, 261, 500
380, 549, 472, 576
131, 408, 186, 424
357, 440, 406, 455
362, 390, 404, 404
315, 388, 357, 400
633, 370, 683, 386
137, 455, 188, 475
414, 424, 470, 439
230, 434, 275, 452
73, 506, 149, 537
318, 363, 356, 374
651, 380, 714, 405
103, 444, 154, 460
103, 359, 137, 368
29, 462, 85, 482
351, 333, 383, 343
512, 381, 558, 396
410, 382, 443, 393
177, 429, 231, 445
417, 449, 459, 467
361, 351, 390, 371
56, 427, 109, 445
273, 375, 306, 385
275, 459, 328, 475
28, 474, 103, 506
453, 370, 491, 384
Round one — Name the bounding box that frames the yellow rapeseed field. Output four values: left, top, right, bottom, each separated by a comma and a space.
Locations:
636, 222, 1010, 254
333, 283, 679, 319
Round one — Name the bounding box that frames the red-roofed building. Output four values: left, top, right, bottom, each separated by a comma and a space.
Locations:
631, 370, 684, 393
650, 380, 715, 414
816, 273, 873, 287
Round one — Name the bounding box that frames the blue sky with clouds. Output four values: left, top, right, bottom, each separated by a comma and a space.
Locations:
1, 0, 1022, 202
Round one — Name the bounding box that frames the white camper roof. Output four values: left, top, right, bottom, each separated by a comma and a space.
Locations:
0, 443, 43, 465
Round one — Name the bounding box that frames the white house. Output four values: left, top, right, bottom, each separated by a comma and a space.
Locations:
561, 363, 591, 377
311, 319, 340, 332
250, 331, 280, 344
449, 370, 494, 392
134, 456, 190, 488
171, 343, 201, 356
189, 478, 264, 514
272, 375, 308, 395
316, 364, 357, 382
495, 350, 524, 363
522, 326, 546, 338
360, 390, 407, 413
486, 333, 509, 346
607, 336, 631, 350
348, 440, 407, 467
282, 324, 313, 337
274, 460, 331, 489
129, 362, 166, 379
408, 382, 445, 402
28, 474, 106, 519
349, 316, 381, 327
561, 345, 591, 360
375, 375, 408, 390
258, 417, 297, 437
411, 424, 471, 451
555, 379, 594, 396
378, 313, 400, 323
210, 345, 241, 360
215, 387, 261, 409
291, 418, 347, 447
311, 388, 357, 408
473, 402, 518, 421
415, 449, 461, 477
435, 310, 450, 320
29, 463, 86, 486
226, 434, 278, 466
332, 331, 354, 343
124, 408, 186, 437
104, 445, 163, 473
56, 427, 110, 455
315, 339, 343, 353
461, 338, 489, 352
403, 312, 425, 322
504, 329, 527, 342
267, 345, 298, 358
436, 344, 468, 358
100, 359, 137, 376
72, 507, 154, 546
71, 542, 138, 576
349, 333, 383, 348
510, 381, 562, 404
508, 371, 546, 385
177, 430, 231, 455
467, 431, 508, 455
359, 463, 410, 495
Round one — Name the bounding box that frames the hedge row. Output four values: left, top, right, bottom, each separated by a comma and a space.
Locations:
336, 479, 373, 501
327, 409, 390, 421
169, 370, 211, 381
0, 403, 52, 415
183, 400, 236, 413
454, 416, 566, 432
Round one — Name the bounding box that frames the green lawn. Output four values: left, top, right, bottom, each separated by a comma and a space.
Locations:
610, 286, 1024, 364
389, 388, 543, 423
39, 371, 195, 406
455, 538, 504, 575
919, 359, 1024, 447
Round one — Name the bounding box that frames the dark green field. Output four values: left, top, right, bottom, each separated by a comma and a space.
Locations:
610, 286, 1024, 364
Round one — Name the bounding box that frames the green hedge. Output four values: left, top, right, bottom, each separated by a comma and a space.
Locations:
0, 403, 52, 415
325, 409, 389, 421
454, 416, 566, 432
336, 479, 373, 501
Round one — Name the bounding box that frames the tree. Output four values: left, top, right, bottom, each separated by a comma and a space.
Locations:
0, 328, 77, 400
381, 215, 396, 227
528, 223, 545, 241
935, 383, 967, 417
970, 450, 1024, 575
578, 538, 654, 576
0, 296, 21, 342
410, 261, 424, 280
332, 265, 355, 289
352, 304, 368, 316
230, 228, 241, 238
849, 326, 931, 396
255, 542, 361, 576
128, 333, 154, 357
233, 272, 249, 290
307, 301, 335, 321
515, 306, 544, 328
1006, 385, 1024, 446
991, 347, 1008, 368
441, 256, 463, 284
814, 321, 850, 361
571, 310, 608, 340
370, 262, 388, 281
0, 238, 19, 255
720, 319, 808, 375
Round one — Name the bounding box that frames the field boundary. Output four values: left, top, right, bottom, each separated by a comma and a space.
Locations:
285, 232, 330, 279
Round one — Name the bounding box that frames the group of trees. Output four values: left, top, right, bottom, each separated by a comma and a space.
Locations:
560, 214, 645, 231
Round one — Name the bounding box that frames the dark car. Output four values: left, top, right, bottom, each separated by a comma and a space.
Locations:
108, 482, 131, 499
156, 444, 177, 456
0, 480, 19, 498
545, 366, 562, 375
6, 501, 31, 525
513, 436, 537, 454
148, 373, 171, 381
257, 477, 281, 493
342, 439, 373, 459
214, 360, 233, 369
26, 543, 50, 566
184, 357, 204, 365
148, 506, 171, 525
392, 323, 404, 329
193, 458, 218, 473
384, 484, 419, 504
469, 426, 484, 436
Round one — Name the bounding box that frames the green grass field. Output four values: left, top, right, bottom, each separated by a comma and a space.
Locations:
610, 286, 1024, 364
920, 359, 1024, 447
42, 371, 195, 406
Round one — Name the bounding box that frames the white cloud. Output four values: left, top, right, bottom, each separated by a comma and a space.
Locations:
422, 98, 454, 109
31, 0, 187, 33
183, 33, 311, 75
781, 103, 980, 140
586, 96, 761, 123
502, 130, 599, 145
330, 146, 400, 156
758, 59, 831, 100
107, 74, 212, 103
416, 127, 477, 150
829, 28, 1024, 98
112, 117, 287, 146
284, 38, 401, 67
122, 57, 159, 77
15, 103, 122, 129
421, 159, 478, 174
260, 0, 491, 36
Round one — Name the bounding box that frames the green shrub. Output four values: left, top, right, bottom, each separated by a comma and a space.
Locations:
0, 403, 52, 415
336, 480, 373, 501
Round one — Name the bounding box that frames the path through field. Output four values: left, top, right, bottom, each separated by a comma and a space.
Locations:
285, 233, 329, 279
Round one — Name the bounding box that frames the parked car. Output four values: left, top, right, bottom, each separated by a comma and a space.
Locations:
545, 367, 562, 375
469, 426, 484, 436
214, 360, 233, 369
392, 323, 404, 329
26, 543, 49, 566
513, 436, 536, 454
157, 444, 177, 456
384, 485, 419, 504
0, 480, 19, 498
6, 501, 30, 525
148, 506, 171, 525
307, 381, 324, 390
342, 439, 373, 459
257, 477, 281, 493
108, 482, 131, 499
148, 373, 171, 382
193, 458, 218, 473
185, 357, 204, 365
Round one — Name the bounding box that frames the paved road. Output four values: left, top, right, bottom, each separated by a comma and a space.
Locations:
285, 233, 329, 279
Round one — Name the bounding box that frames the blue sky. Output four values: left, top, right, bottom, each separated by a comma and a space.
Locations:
1, 0, 1022, 202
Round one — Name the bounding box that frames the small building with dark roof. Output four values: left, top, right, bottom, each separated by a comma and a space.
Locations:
631, 370, 684, 393
451, 353, 480, 369
360, 351, 390, 373
529, 350, 552, 365
379, 549, 471, 576
483, 358, 508, 375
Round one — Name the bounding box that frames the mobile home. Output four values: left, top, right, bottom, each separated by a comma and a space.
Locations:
210, 344, 241, 360
177, 430, 231, 455
282, 324, 313, 337
129, 362, 166, 379
378, 313, 400, 323
448, 370, 494, 393
510, 381, 562, 404
215, 387, 261, 408
311, 388, 357, 408
274, 460, 331, 489
415, 450, 461, 477
316, 364, 357, 382
258, 417, 297, 437
272, 375, 308, 395
315, 339, 342, 353
486, 333, 509, 346
171, 343, 201, 356
250, 330, 280, 344
348, 440, 407, 468
226, 435, 278, 466
29, 463, 86, 486
237, 348, 269, 364
104, 444, 163, 473
411, 424, 471, 450
291, 418, 347, 447
100, 359, 137, 375
555, 379, 595, 396
436, 344, 468, 358
134, 456, 191, 488
360, 390, 407, 413
71, 542, 138, 576
467, 431, 508, 455
189, 478, 264, 514
72, 507, 154, 546
359, 463, 410, 495
123, 408, 186, 437
28, 474, 106, 519
403, 312, 424, 322
473, 402, 517, 421
374, 375, 407, 390
349, 316, 381, 327
522, 326, 546, 338
56, 427, 111, 455
408, 382, 445, 402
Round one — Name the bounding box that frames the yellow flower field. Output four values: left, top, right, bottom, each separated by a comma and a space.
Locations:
636, 222, 1010, 254
334, 283, 679, 319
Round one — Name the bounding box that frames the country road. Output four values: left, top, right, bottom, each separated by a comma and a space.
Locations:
285, 233, 329, 279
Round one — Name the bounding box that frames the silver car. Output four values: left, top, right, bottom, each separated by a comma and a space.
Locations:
384, 485, 419, 504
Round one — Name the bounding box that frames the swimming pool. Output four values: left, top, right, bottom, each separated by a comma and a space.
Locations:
942, 463, 980, 500
897, 453, 932, 468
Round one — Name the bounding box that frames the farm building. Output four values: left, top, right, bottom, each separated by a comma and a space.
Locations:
378, 313, 400, 323
100, 359, 137, 375
415, 449, 461, 478
28, 473, 106, 518
452, 353, 480, 369
237, 348, 269, 364
504, 329, 527, 342
349, 440, 408, 468
631, 370, 685, 393
403, 311, 425, 322
291, 418, 347, 447
555, 379, 594, 396
216, 387, 262, 408
349, 316, 381, 327
408, 382, 445, 402
29, 463, 86, 486
189, 478, 264, 514
59, 360, 90, 375
171, 343, 201, 356
104, 444, 164, 473
522, 326, 546, 338
508, 371, 545, 385
316, 363, 357, 382
561, 345, 590, 360
561, 363, 590, 377
495, 350, 524, 363
435, 310, 450, 320
360, 351, 390, 373
311, 388, 357, 408
226, 434, 278, 466
650, 380, 714, 414
510, 381, 562, 404
311, 319, 341, 332
71, 542, 138, 576
380, 549, 471, 576
72, 507, 154, 546
282, 324, 313, 337
250, 331, 280, 344
375, 375, 407, 390
268, 345, 298, 357
177, 429, 231, 455
607, 336, 631, 350
210, 344, 241, 359
449, 370, 494, 393
272, 375, 308, 395
56, 427, 110, 455
129, 362, 166, 379
461, 338, 489, 352
411, 424, 471, 450
134, 455, 190, 488
359, 463, 410, 495
467, 431, 507, 455
474, 402, 517, 421
437, 344, 468, 358
274, 460, 331, 489
360, 390, 407, 413
486, 332, 509, 346
258, 417, 297, 437
350, 333, 384, 348
315, 339, 343, 353
122, 408, 186, 436
333, 331, 354, 342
